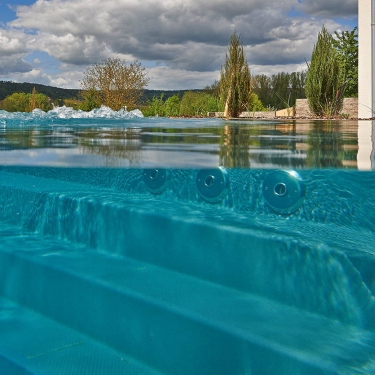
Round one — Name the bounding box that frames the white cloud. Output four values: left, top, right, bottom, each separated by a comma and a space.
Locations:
0, 55, 32, 75
0, 35, 25, 56
249, 19, 341, 65
147, 66, 220, 90
18, 69, 52, 84
0, 0, 358, 89
251, 62, 307, 77
35, 33, 111, 65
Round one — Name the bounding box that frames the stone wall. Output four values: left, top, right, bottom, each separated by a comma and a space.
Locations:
295, 98, 358, 118
342, 98, 358, 118
207, 112, 224, 117
239, 111, 276, 118
209, 98, 359, 119
208, 111, 276, 118
295, 99, 312, 118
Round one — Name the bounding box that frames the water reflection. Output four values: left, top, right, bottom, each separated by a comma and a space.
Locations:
306, 121, 356, 168
0, 119, 371, 169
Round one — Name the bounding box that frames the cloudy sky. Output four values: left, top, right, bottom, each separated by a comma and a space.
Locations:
0, 0, 358, 90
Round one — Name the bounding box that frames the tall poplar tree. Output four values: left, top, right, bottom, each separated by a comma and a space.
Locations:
219, 33, 252, 118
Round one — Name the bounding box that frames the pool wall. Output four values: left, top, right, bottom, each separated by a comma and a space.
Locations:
0, 167, 374, 374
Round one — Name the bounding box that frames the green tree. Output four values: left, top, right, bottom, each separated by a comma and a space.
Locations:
164, 95, 180, 117
80, 88, 100, 111
179, 91, 220, 117
247, 93, 265, 111
80, 57, 149, 111
29, 87, 52, 111
143, 94, 166, 117
305, 26, 345, 117
219, 32, 252, 118
271, 72, 291, 109
289, 71, 306, 104
204, 80, 220, 98
252, 72, 305, 110
333, 27, 358, 97
252, 74, 272, 109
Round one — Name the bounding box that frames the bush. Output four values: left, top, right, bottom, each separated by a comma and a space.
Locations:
179, 91, 220, 117
79, 89, 100, 111
164, 95, 180, 117
143, 92, 220, 117
1, 90, 52, 112
1, 93, 30, 112
143, 94, 166, 117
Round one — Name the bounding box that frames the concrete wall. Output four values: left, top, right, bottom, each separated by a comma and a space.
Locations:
275, 107, 295, 117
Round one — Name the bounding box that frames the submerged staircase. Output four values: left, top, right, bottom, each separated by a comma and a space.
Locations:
0, 167, 374, 375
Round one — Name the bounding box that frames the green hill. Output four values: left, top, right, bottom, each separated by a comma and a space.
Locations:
0, 81, 200, 104
0, 81, 80, 101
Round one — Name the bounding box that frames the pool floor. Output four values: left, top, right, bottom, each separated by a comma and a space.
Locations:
0, 168, 374, 374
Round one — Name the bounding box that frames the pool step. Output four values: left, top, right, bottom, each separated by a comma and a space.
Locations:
0, 171, 374, 329
0, 226, 374, 375
0, 295, 162, 375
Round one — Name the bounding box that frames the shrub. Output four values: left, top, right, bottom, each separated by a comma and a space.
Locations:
305, 26, 345, 117
1, 89, 52, 112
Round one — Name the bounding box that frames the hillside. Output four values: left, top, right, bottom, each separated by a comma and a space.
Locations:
0, 81, 199, 104
0, 81, 80, 101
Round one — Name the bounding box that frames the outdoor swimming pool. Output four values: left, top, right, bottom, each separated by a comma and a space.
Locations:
0, 107, 374, 375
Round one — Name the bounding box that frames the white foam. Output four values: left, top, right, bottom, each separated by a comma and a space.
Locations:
51, 105, 144, 119
0, 106, 144, 120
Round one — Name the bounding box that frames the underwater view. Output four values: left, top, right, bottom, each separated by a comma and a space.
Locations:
0, 107, 374, 375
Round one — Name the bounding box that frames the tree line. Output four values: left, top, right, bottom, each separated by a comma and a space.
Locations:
0, 26, 358, 117
0, 70, 307, 115
0, 74, 301, 115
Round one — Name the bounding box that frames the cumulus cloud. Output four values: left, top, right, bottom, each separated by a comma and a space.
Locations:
296, 0, 358, 18
0, 35, 25, 56
251, 19, 341, 65
35, 33, 111, 65
0, 55, 32, 75
0, 0, 358, 88
8, 0, 299, 68
0, 30, 36, 75
147, 66, 220, 90
15, 68, 53, 85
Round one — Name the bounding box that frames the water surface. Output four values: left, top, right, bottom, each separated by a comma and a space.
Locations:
0, 107, 371, 169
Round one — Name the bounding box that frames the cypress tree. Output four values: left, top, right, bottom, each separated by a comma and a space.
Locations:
305, 26, 345, 117
220, 32, 252, 118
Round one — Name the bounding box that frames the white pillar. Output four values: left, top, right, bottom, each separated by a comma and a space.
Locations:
357, 121, 375, 169
358, 0, 373, 118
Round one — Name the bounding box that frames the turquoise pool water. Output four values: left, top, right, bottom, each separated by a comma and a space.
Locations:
0, 107, 374, 375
